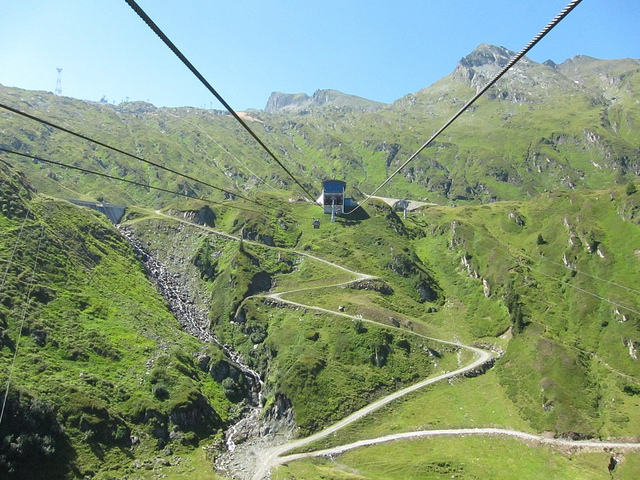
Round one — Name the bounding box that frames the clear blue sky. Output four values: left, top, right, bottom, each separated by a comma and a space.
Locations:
1, 1, 638, 111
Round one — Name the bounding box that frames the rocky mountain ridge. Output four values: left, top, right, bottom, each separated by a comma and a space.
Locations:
0, 44, 637, 208
264, 88, 386, 113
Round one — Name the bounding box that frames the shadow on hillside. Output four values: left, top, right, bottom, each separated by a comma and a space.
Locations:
340, 206, 370, 225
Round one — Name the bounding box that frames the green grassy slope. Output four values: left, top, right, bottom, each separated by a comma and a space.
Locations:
1, 168, 638, 479
260, 184, 639, 478
0, 161, 236, 479
124, 179, 640, 445
409, 185, 640, 438
1, 48, 637, 207
274, 437, 640, 480
124, 202, 457, 436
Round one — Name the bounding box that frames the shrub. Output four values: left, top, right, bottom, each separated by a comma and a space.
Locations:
152, 384, 170, 400
0, 390, 69, 479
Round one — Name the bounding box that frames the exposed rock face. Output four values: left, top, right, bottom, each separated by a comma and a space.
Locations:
169, 393, 221, 430
507, 211, 525, 226
265, 89, 385, 113
453, 44, 518, 87
344, 278, 394, 295
260, 393, 296, 436
451, 43, 576, 104
459, 44, 514, 69
174, 205, 216, 228
209, 358, 246, 383
264, 92, 311, 113
215, 393, 297, 480
241, 228, 274, 246
375, 142, 401, 168
461, 253, 479, 278
416, 280, 438, 302
463, 356, 496, 378
483, 278, 491, 298
249, 271, 273, 295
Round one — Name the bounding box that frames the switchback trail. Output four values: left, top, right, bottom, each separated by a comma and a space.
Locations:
148, 211, 640, 480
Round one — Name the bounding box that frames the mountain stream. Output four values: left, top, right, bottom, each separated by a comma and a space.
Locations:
118, 226, 285, 477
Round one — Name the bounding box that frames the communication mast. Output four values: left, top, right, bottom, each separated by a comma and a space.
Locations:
55, 68, 62, 95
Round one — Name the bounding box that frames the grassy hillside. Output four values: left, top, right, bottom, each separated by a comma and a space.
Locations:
0, 160, 237, 479
0, 44, 638, 480
124, 202, 459, 436
123, 177, 639, 444
409, 185, 640, 438
1, 164, 638, 479
0, 47, 637, 208
274, 436, 640, 480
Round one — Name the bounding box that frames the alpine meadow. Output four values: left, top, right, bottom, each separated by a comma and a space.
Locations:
1, 41, 640, 480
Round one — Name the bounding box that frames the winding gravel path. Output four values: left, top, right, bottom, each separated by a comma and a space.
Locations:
151, 211, 640, 480
250, 341, 492, 480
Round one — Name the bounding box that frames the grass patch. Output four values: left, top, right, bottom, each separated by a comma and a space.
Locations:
275, 436, 640, 480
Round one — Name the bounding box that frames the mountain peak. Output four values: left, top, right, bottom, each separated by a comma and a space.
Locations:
265, 89, 385, 114
459, 44, 515, 69
264, 92, 310, 114
452, 44, 531, 88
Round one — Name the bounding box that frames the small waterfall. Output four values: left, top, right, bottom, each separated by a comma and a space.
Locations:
118, 226, 266, 450
220, 347, 265, 453
118, 225, 296, 479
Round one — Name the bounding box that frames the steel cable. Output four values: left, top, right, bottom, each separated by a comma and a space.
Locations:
0, 147, 265, 216
0, 227, 44, 427
0, 102, 264, 206
124, 0, 318, 204
346, 0, 583, 215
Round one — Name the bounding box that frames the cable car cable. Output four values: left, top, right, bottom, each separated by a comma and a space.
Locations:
483, 222, 640, 317
174, 117, 279, 192
521, 249, 640, 297
124, 0, 318, 204
0, 102, 265, 207
0, 226, 44, 427
345, 0, 583, 215
0, 147, 265, 216
0, 206, 31, 293
517, 257, 640, 317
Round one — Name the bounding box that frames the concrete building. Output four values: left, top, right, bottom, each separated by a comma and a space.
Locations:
319, 179, 346, 215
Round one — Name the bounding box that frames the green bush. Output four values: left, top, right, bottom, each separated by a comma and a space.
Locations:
0, 390, 69, 479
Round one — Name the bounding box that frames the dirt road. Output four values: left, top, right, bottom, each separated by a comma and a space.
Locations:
277, 428, 640, 465
153, 211, 640, 480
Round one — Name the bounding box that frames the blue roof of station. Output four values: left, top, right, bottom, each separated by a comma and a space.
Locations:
322, 179, 346, 193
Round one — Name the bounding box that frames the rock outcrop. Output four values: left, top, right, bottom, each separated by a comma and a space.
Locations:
265, 89, 385, 113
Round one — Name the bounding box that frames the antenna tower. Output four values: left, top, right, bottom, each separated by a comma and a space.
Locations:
55, 68, 62, 95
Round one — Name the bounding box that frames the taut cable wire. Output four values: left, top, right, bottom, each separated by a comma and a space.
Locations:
124, 0, 318, 204
0, 147, 266, 215
0, 227, 44, 427
0, 102, 264, 206
347, 0, 583, 215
